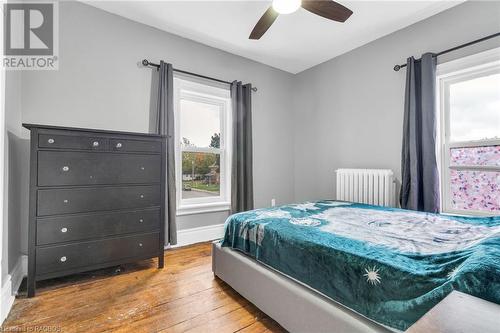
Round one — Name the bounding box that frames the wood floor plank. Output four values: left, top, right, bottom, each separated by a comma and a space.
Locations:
185, 305, 261, 333
159, 299, 248, 333
2, 243, 285, 333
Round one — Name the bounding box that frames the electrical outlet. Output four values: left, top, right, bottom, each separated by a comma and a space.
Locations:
271, 198, 276, 207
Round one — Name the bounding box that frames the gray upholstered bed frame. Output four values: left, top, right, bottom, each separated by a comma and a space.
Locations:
212, 242, 396, 333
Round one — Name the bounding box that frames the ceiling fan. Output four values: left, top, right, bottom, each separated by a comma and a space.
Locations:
249, 0, 353, 40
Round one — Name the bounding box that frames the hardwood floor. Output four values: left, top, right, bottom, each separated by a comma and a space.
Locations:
3, 243, 286, 333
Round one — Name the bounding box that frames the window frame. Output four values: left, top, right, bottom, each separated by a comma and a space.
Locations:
436, 48, 500, 216
173, 75, 232, 216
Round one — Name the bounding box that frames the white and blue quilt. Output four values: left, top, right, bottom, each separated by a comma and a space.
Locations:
221, 201, 500, 331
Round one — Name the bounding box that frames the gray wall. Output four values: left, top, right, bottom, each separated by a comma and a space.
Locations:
3, 71, 27, 283
292, 1, 500, 202
16, 0, 296, 247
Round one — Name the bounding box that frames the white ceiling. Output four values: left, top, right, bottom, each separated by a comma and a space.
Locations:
86, 1, 463, 74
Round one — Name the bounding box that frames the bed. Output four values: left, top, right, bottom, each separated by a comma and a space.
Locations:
212, 201, 500, 332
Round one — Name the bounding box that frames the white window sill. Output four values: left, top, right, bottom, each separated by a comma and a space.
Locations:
176, 202, 231, 216
440, 210, 499, 217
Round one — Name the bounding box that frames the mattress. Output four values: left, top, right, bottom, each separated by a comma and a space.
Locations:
221, 201, 500, 331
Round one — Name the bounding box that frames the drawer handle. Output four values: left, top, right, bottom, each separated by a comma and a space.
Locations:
140, 194, 144, 199
92, 141, 100, 147
48, 138, 55, 144
116, 142, 122, 148
61, 227, 68, 233
139, 218, 144, 223
63, 199, 69, 204
139, 243, 143, 247
60, 256, 67, 262
62, 166, 69, 172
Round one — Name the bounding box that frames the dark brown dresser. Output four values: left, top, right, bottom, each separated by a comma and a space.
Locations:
23, 124, 166, 297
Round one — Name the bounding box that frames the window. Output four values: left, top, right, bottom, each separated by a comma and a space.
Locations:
174, 75, 232, 215
437, 49, 500, 215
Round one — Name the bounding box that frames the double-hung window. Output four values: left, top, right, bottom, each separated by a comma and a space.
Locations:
437, 48, 500, 215
173, 75, 232, 215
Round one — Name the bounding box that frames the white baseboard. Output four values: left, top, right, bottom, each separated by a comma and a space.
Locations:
1, 255, 27, 325
168, 223, 225, 248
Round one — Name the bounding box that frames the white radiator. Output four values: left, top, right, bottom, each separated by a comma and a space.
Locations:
336, 169, 395, 207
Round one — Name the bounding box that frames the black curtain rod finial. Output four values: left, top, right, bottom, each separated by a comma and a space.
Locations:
393, 63, 407, 71
142, 59, 159, 68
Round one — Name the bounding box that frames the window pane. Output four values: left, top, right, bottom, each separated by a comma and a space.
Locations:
449, 73, 500, 142
450, 169, 499, 212
180, 99, 221, 148
450, 145, 500, 166
181, 152, 220, 199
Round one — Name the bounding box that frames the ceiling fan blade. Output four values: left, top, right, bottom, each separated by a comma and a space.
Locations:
301, 0, 353, 22
249, 6, 279, 40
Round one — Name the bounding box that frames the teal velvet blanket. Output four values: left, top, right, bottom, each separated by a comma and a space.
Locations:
221, 201, 500, 331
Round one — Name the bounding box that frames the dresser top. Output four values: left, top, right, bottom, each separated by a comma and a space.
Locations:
22, 123, 166, 138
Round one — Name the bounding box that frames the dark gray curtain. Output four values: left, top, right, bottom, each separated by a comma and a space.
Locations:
156, 61, 177, 245
231, 81, 254, 213
400, 53, 440, 213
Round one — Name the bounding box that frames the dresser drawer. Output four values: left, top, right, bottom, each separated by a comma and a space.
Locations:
36, 232, 159, 275
38, 151, 161, 186
36, 208, 160, 245
110, 139, 161, 153
37, 185, 160, 216
39, 134, 108, 150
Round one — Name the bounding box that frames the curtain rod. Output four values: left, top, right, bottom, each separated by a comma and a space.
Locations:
141, 59, 258, 92
393, 32, 500, 71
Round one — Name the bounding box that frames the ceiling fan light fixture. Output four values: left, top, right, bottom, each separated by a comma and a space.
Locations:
272, 0, 301, 14
250, 1, 352, 40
